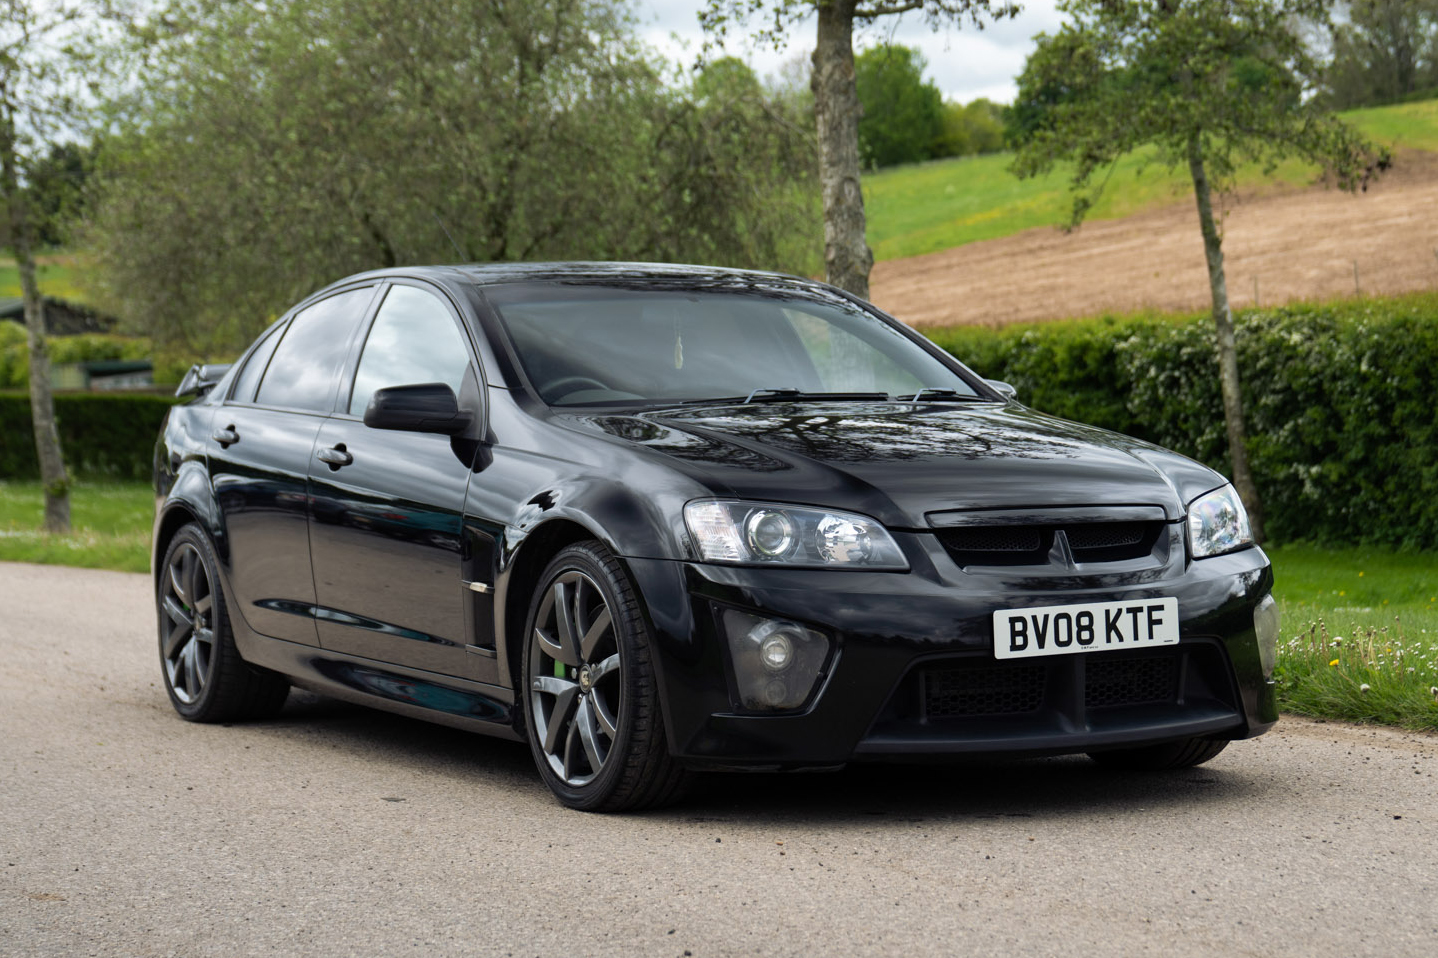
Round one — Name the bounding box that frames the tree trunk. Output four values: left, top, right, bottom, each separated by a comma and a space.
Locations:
810, 0, 873, 299
1186, 135, 1264, 544
1, 113, 71, 533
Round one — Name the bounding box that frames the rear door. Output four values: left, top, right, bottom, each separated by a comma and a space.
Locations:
208, 285, 376, 644
307, 281, 482, 675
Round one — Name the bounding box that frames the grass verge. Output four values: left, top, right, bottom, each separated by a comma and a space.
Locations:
1267, 543, 1438, 731
1, 483, 1433, 729
0, 480, 152, 573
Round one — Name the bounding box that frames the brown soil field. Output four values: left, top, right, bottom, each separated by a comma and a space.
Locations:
870, 150, 1438, 327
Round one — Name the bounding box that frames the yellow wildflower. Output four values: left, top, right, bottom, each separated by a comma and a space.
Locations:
1329, 658, 1340, 667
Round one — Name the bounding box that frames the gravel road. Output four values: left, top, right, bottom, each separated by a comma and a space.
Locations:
2, 561, 1434, 957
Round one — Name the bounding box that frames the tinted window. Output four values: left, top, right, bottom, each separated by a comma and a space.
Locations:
488, 285, 976, 406
256, 288, 373, 412
349, 285, 472, 417
230, 323, 283, 404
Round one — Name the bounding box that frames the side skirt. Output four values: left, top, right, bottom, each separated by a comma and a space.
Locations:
224, 578, 522, 741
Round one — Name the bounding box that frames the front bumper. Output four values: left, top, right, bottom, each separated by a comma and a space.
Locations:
627, 528, 1277, 769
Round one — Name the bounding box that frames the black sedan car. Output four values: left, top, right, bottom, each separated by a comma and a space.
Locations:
153, 263, 1279, 811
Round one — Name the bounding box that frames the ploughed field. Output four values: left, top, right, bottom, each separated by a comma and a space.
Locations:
870, 149, 1438, 328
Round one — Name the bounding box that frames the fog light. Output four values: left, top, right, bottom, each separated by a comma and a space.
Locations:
721, 611, 831, 712
1254, 594, 1280, 678
758, 631, 795, 671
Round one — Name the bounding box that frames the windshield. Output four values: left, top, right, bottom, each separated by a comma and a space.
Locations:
485, 283, 982, 407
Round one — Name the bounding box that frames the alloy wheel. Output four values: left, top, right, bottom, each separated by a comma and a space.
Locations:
528, 570, 622, 786
160, 541, 215, 704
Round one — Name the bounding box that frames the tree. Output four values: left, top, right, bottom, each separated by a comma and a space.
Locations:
0, 1, 117, 532
934, 96, 1005, 157
854, 45, 944, 167
86, 0, 818, 355
1008, 0, 1389, 542
1324, 0, 1438, 107
701, 0, 1018, 300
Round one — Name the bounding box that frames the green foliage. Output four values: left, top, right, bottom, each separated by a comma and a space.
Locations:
0, 392, 179, 480
926, 294, 1438, 549
1323, 0, 1438, 109
935, 98, 1005, 158
1008, 0, 1387, 228
854, 45, 945, 168
0, 329, 153, 389
85, 0, 819, 356
24, 143, 91, 249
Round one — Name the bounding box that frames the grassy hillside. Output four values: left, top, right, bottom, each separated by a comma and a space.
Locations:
864, 99, 1438, 262
0, 252, 86, 302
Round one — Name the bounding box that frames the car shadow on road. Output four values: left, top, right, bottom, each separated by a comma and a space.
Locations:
244, 690, 1266, 826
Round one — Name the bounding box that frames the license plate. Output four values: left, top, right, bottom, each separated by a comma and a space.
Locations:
993, 597, 1179, 660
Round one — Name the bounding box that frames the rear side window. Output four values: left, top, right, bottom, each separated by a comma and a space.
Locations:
229, 324, 282, 404
256, 287, 373, 412
348, 285, 472, 417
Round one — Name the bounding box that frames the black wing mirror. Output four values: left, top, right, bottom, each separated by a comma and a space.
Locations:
364, 383, 472, 435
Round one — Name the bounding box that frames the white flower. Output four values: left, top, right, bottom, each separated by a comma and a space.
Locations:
1359, 683, 1371, 694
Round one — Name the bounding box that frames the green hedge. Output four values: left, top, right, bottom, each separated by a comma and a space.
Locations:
928, 294, 1438, 550
0, 392, 182, 480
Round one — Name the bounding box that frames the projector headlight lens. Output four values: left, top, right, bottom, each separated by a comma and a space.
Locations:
684, 500, 907, 569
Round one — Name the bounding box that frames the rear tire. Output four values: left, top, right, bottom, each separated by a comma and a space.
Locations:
520, 541, 690, 812
1087, 737, 1228, 771
157, 523, 289, 722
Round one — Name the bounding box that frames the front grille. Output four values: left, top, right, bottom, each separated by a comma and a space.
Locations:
1084, 654, 1178, 708
923, 663, 1046, 718
937, 520, 1163, 567
864, 642, 1244, 750
909, 649, 1190, 722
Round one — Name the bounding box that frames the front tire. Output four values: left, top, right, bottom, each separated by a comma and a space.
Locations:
1088, 737, 1228, 771
521, 541, 689, 812
157, 523, 289, 722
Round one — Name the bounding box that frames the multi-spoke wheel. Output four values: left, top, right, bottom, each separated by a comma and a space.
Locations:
157, 523, 289, 722
522, 541, 690, 811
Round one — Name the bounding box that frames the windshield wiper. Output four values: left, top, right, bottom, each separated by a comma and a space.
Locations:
742, 388, 891, 404
667, 389, 893, 407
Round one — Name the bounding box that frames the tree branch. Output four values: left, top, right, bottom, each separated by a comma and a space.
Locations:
853, 1, 924, 19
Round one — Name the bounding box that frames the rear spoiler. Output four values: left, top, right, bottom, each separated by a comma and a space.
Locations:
175, 363, 233, 398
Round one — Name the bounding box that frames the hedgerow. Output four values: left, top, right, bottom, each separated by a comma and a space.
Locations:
927, 293, 1438, 549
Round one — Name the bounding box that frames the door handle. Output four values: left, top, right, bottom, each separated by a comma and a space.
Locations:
316, 445, 353, 468
212, 425, 239, 447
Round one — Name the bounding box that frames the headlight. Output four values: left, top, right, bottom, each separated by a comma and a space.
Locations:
1187, 484, 1252, 558
683, 500, 908, 569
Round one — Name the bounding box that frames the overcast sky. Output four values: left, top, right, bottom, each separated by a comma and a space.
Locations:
633, 0, 1067, 105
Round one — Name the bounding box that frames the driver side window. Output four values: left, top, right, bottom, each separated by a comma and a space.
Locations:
349, 285, 472, 417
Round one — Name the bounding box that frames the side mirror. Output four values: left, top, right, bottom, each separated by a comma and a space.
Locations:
985, 379, 1018, 402
364, 383, 472, 435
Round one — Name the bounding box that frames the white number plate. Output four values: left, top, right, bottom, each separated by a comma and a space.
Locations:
993, 597, 1179, 660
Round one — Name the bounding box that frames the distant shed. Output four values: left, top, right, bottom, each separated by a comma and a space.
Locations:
0, 295, 119, 335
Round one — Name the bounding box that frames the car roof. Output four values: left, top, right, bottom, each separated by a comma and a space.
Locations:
338, 261, 824, 292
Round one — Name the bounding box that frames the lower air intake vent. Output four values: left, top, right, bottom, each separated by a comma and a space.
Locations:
923, 663, 1046, 718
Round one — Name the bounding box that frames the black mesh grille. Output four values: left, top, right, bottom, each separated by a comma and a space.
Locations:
939, 527, 1044, 553
937, 520, 1163, 567
1085, 654, 1178, 708
923, 663, 1046, 718
1066, 523, 1146, 551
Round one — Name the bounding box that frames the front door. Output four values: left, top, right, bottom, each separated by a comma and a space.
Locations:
307, 283, 480, 675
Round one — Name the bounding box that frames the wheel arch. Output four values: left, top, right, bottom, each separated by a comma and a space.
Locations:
497, 517, 608, 692
152, 463, 226, 587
